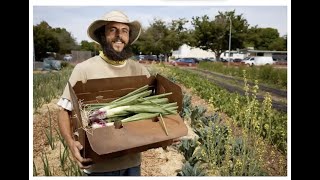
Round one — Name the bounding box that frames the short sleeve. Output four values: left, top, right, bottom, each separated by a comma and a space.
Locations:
60, 65, 86, 102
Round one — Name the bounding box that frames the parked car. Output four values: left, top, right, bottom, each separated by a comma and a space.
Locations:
202, 58, 215, 62
63, 54, 72, 61
242, 56, 274, 66
145, 55, 158, 61
130, 55, 140, 61
274, 60, 287, 65
169, 58, 198, 66
218, 58, 229, 62
233, 58, 243, 63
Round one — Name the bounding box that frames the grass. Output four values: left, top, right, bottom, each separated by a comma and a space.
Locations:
44, 106, 55, 150
33, 66, 73, 113
198, 62, 287, 90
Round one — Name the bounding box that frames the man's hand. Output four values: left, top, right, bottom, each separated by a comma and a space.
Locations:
69, 140, 93, 169
58, 109, 93, 169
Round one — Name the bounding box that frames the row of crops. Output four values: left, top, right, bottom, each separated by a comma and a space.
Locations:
198, 62, 287, 90
150, 64, 287, 153
149, 64, 287, 175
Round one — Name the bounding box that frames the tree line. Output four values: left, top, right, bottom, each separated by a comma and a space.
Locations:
33, 10, 287, 61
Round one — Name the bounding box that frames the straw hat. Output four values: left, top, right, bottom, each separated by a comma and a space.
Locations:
87, 10, 141, 45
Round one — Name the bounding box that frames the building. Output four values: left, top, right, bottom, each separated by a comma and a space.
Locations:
172, 44, 287, 61
246, 50, 287, 60
171, 44, 215, 59
221, 49, 287, 61
220, 50, 247, 60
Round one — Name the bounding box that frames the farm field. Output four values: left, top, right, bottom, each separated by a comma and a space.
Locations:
33, 62, 288, 176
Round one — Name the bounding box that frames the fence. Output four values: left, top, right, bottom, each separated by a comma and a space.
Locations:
33, 61, 43, 70
71, 50, 92, 62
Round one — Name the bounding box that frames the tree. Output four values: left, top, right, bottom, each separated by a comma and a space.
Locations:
191, 10, 249, 60
268, 36, 286, 51
283, 35, 287, 50
52, 28, 79, 54
33, 21, 80, 61
135, 18, 194, 61
80, 40, 101, 55
246, 27, 286, 50
164, 18, 196, 55
33, 21, 60, 61
136, 19, 169, 56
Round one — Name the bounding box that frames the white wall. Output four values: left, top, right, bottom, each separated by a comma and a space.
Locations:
172, 44, 215, 59
219, 51, 248, 59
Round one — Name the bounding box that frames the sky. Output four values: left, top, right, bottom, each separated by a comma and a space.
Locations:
33, 6, 287, 44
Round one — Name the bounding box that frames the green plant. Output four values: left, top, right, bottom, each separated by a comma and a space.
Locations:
180, 93, 192, 118
33, 161, 38, 176
67, 156, 83, 176
198, 61, 287, 89
41, 152, 52, 176
33, 67, 73, 113
59, 145, 69, 170
165, 67, 286, 152
178, 138, 199, 164
177, 161, 206, 176
190, 105, 207, 126
44, 106, 55, 150
148, 64, 287, 176
55, 127, 67, 148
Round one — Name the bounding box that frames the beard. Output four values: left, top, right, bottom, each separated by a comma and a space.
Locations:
101, 38, 133, 61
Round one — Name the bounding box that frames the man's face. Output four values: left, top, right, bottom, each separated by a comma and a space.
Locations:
105, 22, 130, 53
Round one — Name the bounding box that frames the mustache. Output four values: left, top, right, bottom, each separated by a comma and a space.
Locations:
112, 37, 126, 43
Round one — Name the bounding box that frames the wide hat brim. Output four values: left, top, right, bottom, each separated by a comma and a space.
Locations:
87, 20, 141, 45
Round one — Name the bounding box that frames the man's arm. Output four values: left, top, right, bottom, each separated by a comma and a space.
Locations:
58, 109, 74, 146
58, 109, 93, 168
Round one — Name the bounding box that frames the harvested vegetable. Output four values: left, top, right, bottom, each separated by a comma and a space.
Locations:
80, 85, 178, 129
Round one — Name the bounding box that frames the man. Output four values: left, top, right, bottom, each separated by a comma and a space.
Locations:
57, 10, 150, 176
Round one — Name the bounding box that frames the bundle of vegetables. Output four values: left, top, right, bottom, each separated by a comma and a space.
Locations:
82, 85, 178, 129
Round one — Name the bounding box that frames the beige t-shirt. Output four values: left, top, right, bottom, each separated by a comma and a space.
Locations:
61, 55, 150, 101
59, 55, 150, 173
